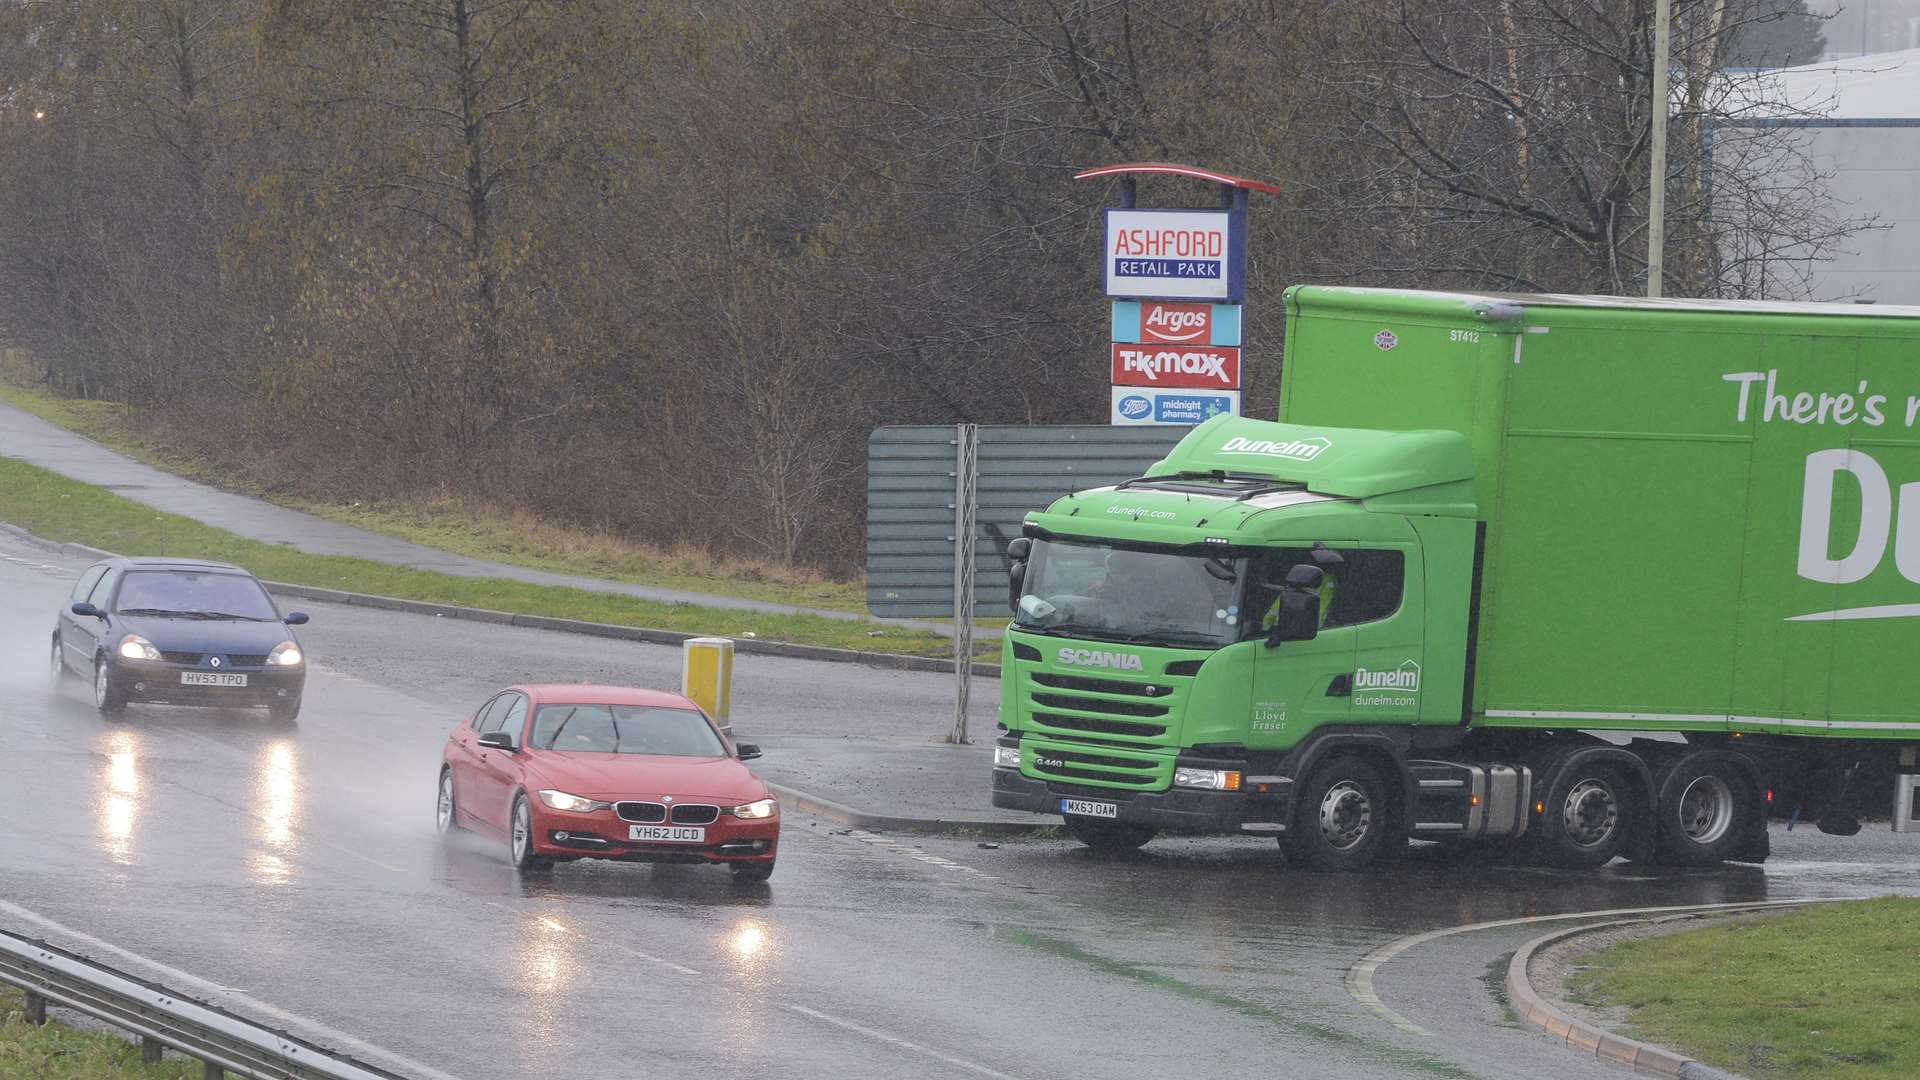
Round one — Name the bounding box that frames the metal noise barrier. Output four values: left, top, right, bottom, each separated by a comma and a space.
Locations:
0, 928, 416, 1080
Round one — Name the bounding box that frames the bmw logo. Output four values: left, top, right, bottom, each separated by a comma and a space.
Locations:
210, 656, 222, 668
661, 795, 674, 803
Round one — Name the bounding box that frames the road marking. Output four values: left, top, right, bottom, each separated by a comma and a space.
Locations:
483, 902, 702, 976
1345, 897, 1846, 1036
841, 829, 997, 879
783, 1003, 1028, 1080
0, 550, 71, 577
0, 898, 469, 1080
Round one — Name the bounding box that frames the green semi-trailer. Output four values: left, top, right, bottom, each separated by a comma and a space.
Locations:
992, 287, 1920, 868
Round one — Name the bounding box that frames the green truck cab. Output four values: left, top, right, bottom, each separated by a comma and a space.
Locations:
992, 287, 1920, 869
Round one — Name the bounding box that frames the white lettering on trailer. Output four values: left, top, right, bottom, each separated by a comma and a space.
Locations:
1798, 449, 1920, 587
1057, 648, 1145, 671
1218, 435, 1332, 462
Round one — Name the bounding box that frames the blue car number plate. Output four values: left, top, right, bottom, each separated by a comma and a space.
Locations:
1059, 798, 1117, 818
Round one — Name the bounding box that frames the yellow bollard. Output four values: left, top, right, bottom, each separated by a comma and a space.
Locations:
682, 637, 734, 735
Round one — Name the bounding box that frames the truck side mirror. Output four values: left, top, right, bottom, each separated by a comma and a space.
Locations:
1266, 590, 1320, 645
1005, 538, 1031, 614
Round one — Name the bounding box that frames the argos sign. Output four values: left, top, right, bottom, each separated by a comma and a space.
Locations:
1104, 209, 1247, 301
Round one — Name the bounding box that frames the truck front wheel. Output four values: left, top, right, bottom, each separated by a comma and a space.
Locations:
1287, 756, 1393, 871
1533, 765, 1634, 869
1064, 817, 1157, 853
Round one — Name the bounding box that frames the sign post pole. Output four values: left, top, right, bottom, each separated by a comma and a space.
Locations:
949, 423, 978, 745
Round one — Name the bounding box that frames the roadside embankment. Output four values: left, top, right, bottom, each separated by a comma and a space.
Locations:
0, 455, 996, 668
1558, 898, 1920, 1080
1, 986, 196, 1079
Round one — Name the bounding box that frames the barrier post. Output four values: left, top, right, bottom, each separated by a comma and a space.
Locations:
682, 637, 735, 736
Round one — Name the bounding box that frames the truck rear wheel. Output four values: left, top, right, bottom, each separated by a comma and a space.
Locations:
1064, 817, 1156, 853
1654, 756, 1754, 866
1287, 756, 1392, 871
1533, 764, 1634, 869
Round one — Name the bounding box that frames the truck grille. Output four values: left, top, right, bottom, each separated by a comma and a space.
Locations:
1032, 673, 1170, 697
1026, 745, 1161, 787
1031, 692, 1167, 719
1033, 711, 1165, 738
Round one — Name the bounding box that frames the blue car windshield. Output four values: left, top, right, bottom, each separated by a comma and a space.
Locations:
114, 571, 278, 620
531, 705, 726, 757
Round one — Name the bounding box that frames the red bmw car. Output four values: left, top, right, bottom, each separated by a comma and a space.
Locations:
436, 684, 778, 881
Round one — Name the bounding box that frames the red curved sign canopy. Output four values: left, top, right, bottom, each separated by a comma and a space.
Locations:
1074, 162, 1280, 196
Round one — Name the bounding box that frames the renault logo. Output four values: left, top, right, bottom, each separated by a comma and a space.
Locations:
209, 656, 221, 668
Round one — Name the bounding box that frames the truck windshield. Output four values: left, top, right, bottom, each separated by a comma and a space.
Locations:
1014, 538, 1244, 648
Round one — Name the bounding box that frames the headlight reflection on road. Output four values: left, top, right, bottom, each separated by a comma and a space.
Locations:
251, 740, 301, 886
726, 919, 775, 974
97, 731, 142, 865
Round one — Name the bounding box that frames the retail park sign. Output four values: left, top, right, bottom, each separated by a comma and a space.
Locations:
1103, 208, 1247, 301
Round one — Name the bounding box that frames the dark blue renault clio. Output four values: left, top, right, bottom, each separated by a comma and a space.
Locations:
51, 557, 310, 721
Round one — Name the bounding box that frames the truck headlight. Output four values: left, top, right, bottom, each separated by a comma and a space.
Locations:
267, 640, 303, 666
118, 635, 161, 661
994, 745, 1021, 769
728, 798, 778, 819
538, 789, 599, 812
1174, 767, 1243, 792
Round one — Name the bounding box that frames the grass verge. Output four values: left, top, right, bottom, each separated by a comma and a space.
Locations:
1569, 898, 1920, 1080
0, 373, 865, 613
1, 987, 199, 1079
0, 455, 989, 661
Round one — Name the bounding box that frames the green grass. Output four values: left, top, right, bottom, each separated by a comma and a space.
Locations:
1570, 898, 1920, 1080
0, 455, 991, 661
0, 374, 867, 614
0, 987, 200, 1079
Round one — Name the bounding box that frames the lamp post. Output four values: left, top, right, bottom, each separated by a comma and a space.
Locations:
1647, 0, 1671, 298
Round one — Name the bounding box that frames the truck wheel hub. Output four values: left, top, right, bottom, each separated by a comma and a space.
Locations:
1318, 781, 1373, 850
1562, 779, 1618, 847
1678, 775, 1734, 844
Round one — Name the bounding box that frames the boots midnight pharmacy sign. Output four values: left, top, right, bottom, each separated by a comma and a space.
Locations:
1103, 208, 1247, 302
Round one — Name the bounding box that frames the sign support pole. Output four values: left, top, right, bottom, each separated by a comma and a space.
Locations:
949, 423, 978, 745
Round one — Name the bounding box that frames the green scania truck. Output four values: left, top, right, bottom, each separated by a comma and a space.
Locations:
992, 287, 1920, 869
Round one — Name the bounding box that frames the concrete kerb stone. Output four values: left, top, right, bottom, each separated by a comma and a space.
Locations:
764, 781, 1054, 838
1, 519, 1001, 678
1505, 919, 1750, 1080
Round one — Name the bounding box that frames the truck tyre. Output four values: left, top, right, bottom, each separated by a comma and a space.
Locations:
1533, 764, 1633, 869
1064, 817, 1156, 854
1288, 756, 1392, 871
1654, 756, 1753, 866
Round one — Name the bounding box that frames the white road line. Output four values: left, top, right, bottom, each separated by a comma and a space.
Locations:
482, 902, 701, 976
1344, 897, 1845, 1036
782, 1003, 1028, 1080
0, 898, 468, 1080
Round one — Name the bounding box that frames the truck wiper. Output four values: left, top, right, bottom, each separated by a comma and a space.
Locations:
1017, 621, 1131, 643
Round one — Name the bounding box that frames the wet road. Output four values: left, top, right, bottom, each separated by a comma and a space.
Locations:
3, 536, 1918, 1080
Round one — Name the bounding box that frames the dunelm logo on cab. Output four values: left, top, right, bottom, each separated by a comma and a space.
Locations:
1218, 435, 1331, 462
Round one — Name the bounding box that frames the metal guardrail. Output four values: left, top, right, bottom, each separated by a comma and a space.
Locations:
1, 928, 413, 1079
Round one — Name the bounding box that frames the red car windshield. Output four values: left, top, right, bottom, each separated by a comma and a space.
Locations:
531, 704, 726, 757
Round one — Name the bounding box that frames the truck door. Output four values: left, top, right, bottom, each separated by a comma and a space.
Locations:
1344, 547, 1426, 726
1248, 549, 1356, 743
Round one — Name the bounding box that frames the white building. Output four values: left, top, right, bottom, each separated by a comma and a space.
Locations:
1724, 48, 1920, 302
